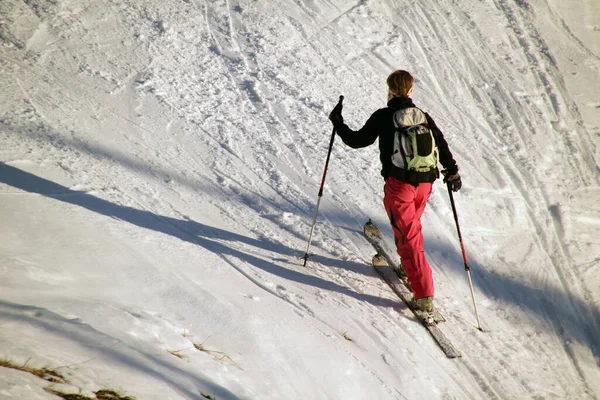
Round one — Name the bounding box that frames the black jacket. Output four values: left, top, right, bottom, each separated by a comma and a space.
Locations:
334, 96, 458, 184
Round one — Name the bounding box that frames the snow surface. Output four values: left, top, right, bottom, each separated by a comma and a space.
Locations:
1, 0, 599, 399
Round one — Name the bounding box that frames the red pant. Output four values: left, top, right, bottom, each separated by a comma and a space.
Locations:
383, 177, 434, 298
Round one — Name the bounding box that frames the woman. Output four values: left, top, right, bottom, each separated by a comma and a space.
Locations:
329, 70, 462, 312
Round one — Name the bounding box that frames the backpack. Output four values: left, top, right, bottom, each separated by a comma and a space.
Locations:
391, 107, 438, 172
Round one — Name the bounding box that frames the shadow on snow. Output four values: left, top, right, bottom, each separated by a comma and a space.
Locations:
2, 163, 600, 365
0, 299, 239, 400
0, 162, 396, 310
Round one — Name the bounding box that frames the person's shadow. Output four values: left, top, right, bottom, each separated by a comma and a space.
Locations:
0, 162, 397, 309
3, 162, 600, 365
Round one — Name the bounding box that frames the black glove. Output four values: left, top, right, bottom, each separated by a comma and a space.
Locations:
443, 169, 462, 192
328, 100, 344, 126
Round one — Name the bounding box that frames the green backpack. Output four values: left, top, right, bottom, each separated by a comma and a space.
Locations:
391, 107, 438, 172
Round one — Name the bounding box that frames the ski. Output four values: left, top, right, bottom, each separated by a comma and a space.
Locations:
364, 219, 461, 358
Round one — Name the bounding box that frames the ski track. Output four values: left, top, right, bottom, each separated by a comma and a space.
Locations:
490, 0, 600, 382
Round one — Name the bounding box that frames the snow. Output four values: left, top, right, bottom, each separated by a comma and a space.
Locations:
1, 0, 599, 399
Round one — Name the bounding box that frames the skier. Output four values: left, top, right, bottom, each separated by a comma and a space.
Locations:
329, 70, 462, 312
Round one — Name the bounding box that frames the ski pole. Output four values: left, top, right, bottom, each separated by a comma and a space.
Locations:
447, 183, 483, 331
303, 95, 344, 266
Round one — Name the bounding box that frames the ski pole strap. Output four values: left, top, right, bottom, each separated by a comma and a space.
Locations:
447, 182, 470, 271
317, 96, 344, 198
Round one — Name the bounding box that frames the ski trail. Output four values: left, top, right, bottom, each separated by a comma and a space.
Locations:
200, 0, 379, 262
492, 0, 600, 357
202, 0, 319, 203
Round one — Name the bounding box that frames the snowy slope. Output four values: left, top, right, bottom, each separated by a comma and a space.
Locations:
1, 0, 599, 399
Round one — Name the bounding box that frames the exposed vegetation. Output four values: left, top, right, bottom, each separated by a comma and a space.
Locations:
44, 388, 137, 400
166, 333, 241, 368
0, 357, 67, 383
167, 349, 189, 360
0, 357, 136, 400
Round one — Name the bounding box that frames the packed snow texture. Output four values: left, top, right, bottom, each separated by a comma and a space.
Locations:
1, 0, 599, 399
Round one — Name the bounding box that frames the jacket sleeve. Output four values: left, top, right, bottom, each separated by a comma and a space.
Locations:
426, 113, 459, 174
334, 110, 383, 149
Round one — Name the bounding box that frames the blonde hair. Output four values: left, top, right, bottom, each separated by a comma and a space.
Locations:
387, 70, 414, 99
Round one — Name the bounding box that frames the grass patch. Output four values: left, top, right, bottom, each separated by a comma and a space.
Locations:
169, 334, 241, 368
95, 389, 137, 400
187, 335, 240, 368
45, 388, 137, 400
0, 357, 67, 383
44, 388, 92, 400
1, 357, 135, 400
166, 349, 189, 360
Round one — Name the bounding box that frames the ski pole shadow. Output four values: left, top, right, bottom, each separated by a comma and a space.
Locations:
336, 201, 600, 363
0, 162, 396, 309
426, 239, 600, 365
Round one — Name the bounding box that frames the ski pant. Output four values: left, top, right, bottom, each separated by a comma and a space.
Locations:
383, 177, 434, 299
